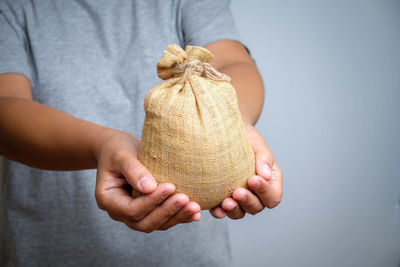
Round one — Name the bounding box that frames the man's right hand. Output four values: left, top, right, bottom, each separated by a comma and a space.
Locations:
94, 130, 201, 233
0, 73, 201, 233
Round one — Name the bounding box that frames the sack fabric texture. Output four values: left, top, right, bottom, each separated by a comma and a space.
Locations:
138, 44, 255, 209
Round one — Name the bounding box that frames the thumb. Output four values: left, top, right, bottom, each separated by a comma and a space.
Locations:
247, 126, 274, 180
255, 148, 274, 181
117, 152, 157, 194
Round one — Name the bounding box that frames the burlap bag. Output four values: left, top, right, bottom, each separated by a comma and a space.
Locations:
137, 44, 255, 209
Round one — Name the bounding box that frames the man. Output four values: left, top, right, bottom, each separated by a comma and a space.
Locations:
0, 0, 282, 266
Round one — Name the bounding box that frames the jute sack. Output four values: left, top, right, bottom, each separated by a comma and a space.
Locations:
137, 44, 255, 209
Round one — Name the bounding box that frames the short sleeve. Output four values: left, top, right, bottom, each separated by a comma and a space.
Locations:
0, 7, 34, 84
179, 0, 242, 47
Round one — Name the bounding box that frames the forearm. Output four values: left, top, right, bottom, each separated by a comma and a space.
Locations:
206, 40, 265, 125
0, 97, 115, 170
218, 61, 264, 126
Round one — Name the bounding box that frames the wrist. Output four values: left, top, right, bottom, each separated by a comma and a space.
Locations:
91, 127, 117, 165
91, 127, 139, 166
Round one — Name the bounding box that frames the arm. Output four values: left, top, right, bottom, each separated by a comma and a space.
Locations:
206, 40, 264, 125
0, 73, 200, 232
0, 74, 108, 170
206, 40, 283, 219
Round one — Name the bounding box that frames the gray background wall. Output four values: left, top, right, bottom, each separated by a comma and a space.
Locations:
228, 0, 400, 266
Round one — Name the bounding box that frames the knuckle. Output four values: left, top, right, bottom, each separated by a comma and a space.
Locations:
125, 222, 138, 231
125, 200, 145, 222
142, 227, 154, 234
176, 213, 190, 223
257, 206, 265, 213
165, 197, 187, 216
126, 203, 143, 221
248, 206, 264, 215
152, 192, 168, 206
95, 192, 106, 210
257, 186, 267, 195
228, 207, 246, 220
183, 209, 194, 219
136, 222, 153, 233
174, 194, 189, 206
253, 184, 267, 195
165, 206, 179, 217
107, 213, 119, 221
128, 212, 142, 222
248, 210, 257, 216
127, 225, 137, 231
143, 228, 154, 234
96, 200, 106, 211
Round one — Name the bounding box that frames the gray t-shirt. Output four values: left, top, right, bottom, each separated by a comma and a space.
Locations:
0, 0, 243, 266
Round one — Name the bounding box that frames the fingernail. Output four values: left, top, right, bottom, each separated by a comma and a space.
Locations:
192, 213, 201, 221
190, 203, 201, 212
262, 163, 272, 178
225, 201, 236, 210
138, 176, 156, 192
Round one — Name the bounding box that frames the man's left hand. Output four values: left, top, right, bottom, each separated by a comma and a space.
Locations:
210, 123, 283, 219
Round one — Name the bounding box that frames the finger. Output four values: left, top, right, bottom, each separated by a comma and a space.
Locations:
113, 150, 157, 194
181, 212, 202, 223
157, 201, 201, 230
248, 173, 282, 209
107, 211, 123, 222
188, 212, 202, 222
246, 125, 274, 180
126, 183, 176, 221
232, 187, 264, 215
221, 198, 246, 220
97, 170, 175, 221
97, 172, 129, 196
134, 193, 189, 233
272, 160, 283, 182
209, 206, 227, 219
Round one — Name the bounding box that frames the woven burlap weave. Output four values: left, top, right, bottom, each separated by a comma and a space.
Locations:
137, 44, 255, 209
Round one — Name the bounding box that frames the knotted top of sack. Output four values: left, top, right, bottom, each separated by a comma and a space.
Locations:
157, 44, 231, 84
